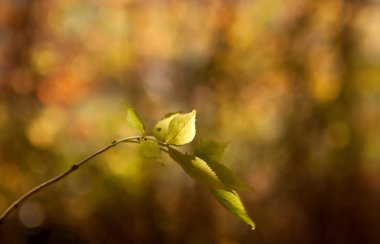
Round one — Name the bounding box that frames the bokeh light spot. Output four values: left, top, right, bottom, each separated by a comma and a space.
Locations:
18, 201, 45, 228
27, 108, 65, 148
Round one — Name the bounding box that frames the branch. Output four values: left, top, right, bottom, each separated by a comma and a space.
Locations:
0, 136, 142, 224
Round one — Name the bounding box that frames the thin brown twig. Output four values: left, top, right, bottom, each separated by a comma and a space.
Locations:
0, 136, 142, 224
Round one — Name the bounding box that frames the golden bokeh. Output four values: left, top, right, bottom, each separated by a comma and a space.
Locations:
1, 0, 380, 243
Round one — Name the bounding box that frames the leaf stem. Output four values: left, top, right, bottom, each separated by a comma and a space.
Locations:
143, 136, 171, 153
144, 136, 168, 147
0, 136, 142, 225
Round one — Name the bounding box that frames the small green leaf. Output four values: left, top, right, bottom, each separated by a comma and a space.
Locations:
166, 110, 196, 145
168, 147, 226, 189
211, 189, 255, 230
140, 140, 161, 160
195, 140, 252, 191
195, 139, 228, 163
125, 104, 145, 135
153, 113, 179, 142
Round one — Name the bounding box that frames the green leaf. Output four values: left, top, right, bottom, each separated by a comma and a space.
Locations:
195, 139, 228, 163
140, 140, 161, 160
204, 159, 252, 191
195, 140, 252, 191
125, 104, 145, 135
166, 110, 196, 145
168, 147, 226, 190
153, 113, 179, 142
211, 189, 255, 230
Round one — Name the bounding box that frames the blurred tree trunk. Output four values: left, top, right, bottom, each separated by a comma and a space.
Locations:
275, 1, 380, 243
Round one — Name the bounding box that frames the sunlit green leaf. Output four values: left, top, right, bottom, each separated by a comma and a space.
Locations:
205, 159, 252, 191
153, 113, 179, 142
168, 147, 226, 189
125, 104, 145, 135
211, 189, 255, 230
195, 140, 252, 191
166, 110, 196, 145
140, 140, 161, 160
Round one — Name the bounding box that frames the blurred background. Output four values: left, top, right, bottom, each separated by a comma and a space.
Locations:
1, 0, 380, 243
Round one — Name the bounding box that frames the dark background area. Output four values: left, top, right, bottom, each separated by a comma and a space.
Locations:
1, 0, 380, 243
